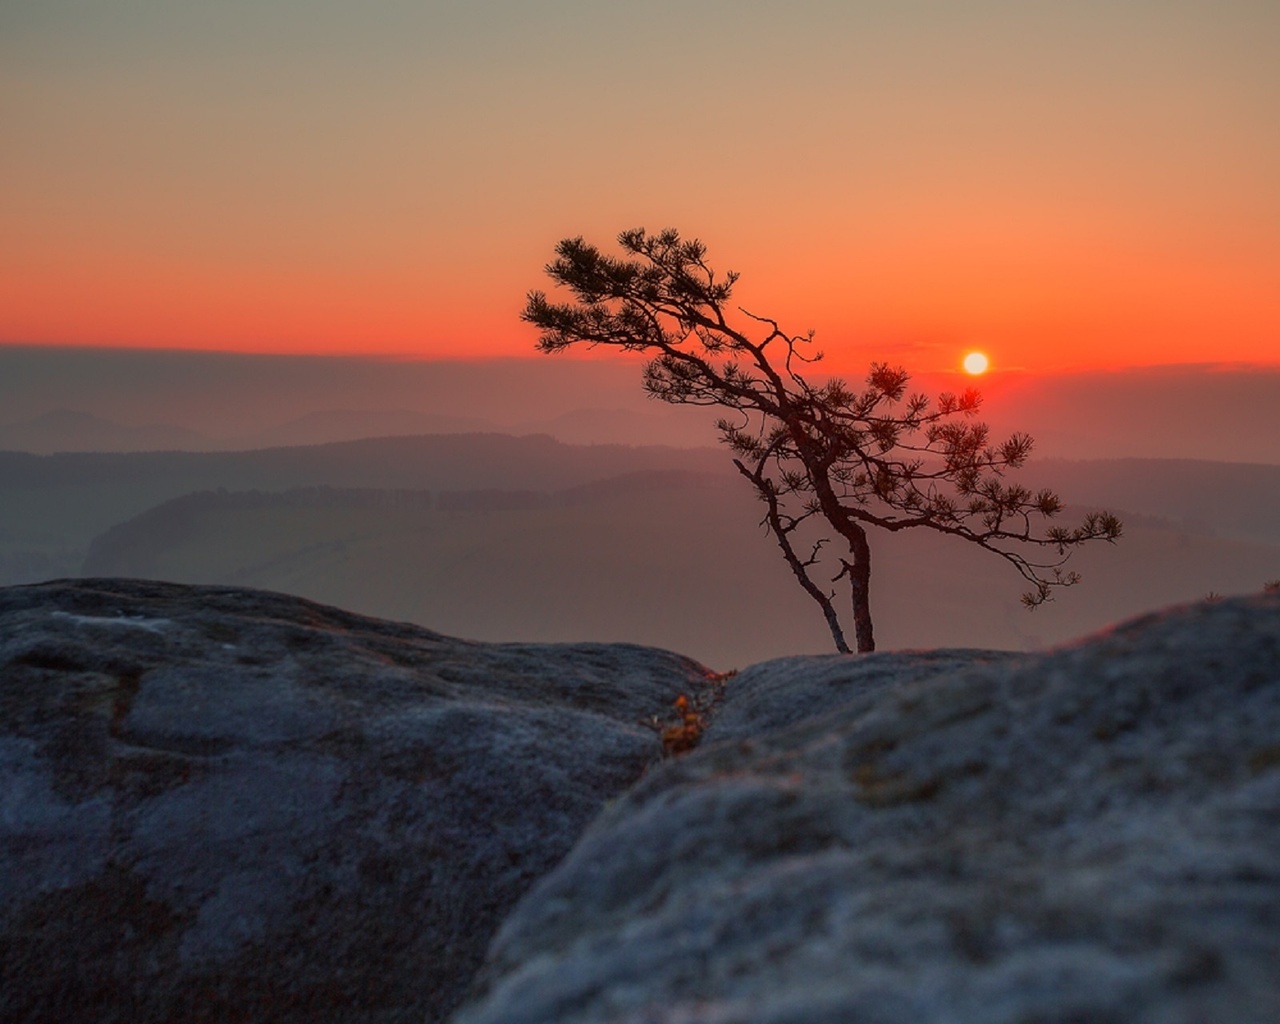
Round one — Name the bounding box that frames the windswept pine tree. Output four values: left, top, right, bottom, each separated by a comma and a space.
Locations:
524, 228, 1121, 652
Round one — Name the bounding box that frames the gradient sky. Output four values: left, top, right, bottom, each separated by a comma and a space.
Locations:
2, 1, 1277, 373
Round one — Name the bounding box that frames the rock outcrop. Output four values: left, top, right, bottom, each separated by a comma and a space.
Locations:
456, 594, 1280, 1024
5, 579, 1278, 1024
0, 579, 714, 1024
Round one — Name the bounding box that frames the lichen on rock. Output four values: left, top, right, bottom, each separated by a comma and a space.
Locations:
0, 578, 710, 1024
455, 593, 1280, 1024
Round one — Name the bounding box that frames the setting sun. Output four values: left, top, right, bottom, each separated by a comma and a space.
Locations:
963, 352, 990, 375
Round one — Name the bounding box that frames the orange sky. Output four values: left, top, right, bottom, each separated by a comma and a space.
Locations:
2, 2, 1277, 374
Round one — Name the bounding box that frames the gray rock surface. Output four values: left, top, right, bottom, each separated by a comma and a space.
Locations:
0, 578, 713, 1024
455, 594, 1280, 1024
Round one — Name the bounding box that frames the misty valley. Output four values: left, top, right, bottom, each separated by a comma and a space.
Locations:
2, 432, 1278, 669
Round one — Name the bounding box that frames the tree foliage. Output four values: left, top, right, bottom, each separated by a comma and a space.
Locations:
524, 228, 1122, 653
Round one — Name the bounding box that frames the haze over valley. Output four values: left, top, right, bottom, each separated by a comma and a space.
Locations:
5, 346, 1280, 461
3, 348, 1278, 669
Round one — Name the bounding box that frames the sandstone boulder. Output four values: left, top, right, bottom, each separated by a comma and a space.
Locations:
456, 594, 1280, 1024
0, 578, 713, 1024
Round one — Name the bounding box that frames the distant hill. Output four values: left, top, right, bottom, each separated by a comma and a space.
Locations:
976, 366, 1280, 464
0, 431, 726, 489
1015, 458, 1280, 545
0, 434, 730, 585
0, 348, 719, 453
246, 409, 495, 447
5, 431, 1279, 664
245, 407, 710, 449
0, 404, 711, 455
0, 409, 215, 453
78, 474, 1280, 669
3, 348, 1277, 461
7, 435, 1277, 542
514, 407, 712, 447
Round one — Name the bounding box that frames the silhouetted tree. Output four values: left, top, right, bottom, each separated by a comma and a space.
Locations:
523, 228, 1122, 653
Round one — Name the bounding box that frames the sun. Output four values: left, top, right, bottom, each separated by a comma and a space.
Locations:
963, 351, 990, 375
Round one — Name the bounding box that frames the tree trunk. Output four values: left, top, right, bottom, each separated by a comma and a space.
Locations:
845, 525, 875, 653
734, 459, 851, 654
